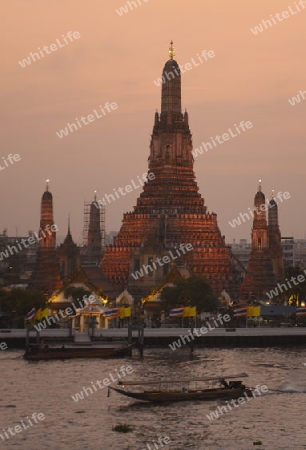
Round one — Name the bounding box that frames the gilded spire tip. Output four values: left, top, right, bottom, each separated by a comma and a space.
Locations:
45, 179, 50, 191
169, 40, 175, 60
258, 179, 262, 192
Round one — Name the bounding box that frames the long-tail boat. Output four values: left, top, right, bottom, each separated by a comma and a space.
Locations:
108, 373, 251, 402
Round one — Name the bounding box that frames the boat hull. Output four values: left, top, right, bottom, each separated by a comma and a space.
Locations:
109, 386, 252, 403
24, 345, 130, 361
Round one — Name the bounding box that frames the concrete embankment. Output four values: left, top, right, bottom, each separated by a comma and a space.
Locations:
1, 327, 306, 349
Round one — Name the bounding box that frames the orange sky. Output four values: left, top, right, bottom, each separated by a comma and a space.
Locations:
2, 0, 306, 243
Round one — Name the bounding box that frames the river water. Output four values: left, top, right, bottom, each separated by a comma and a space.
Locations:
0, 347, 305, 450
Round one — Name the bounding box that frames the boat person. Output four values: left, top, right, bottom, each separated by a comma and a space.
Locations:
220, 379, 230, 388
220, 379, 245, 390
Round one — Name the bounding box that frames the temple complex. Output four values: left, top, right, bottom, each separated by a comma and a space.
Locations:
29, 181, 62, 295
239, 182, 283, 302
102, 43, 241, 297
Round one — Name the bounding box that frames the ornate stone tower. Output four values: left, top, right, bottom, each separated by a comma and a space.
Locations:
30, 181, 62, 295
102, 43, 240, 296
81, 193, 104, 265
88, 194, 102, 263
252, 181, 269, 252
58, 217, 80, 282
239, 182, 276, 302
268, 191, 284, 282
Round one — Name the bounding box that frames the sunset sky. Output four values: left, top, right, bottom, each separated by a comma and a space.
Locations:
2, 0, 306, 244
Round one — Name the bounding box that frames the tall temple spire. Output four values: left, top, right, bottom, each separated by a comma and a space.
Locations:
161, 43, 182, 118
68, 213, 71, 236
40, 185, 55, 247
253, 182, 268, 249
239, 183, 276, 302
30, 184, 62, 294
151, 42, 192, 169
87, 196, 102, 264
102, 44, 240, 297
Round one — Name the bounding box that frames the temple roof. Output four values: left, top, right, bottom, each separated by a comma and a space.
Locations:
82, 266, 119, 298
61, 229, 76, 248
143, 263, 192, 304
49, 265, 119, 304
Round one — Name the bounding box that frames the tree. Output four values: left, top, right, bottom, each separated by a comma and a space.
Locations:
272, 266, 306, 305
64, 286, 91, 305
160, 276, 220, 312
0, 288, 46, 316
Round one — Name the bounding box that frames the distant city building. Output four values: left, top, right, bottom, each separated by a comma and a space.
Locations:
291, 239, 306, 267
230, 239, 251, 268
281, 238, 294, 267
282, 238, 306, 268
230, 237, 306, 273
0, 229, 38, 286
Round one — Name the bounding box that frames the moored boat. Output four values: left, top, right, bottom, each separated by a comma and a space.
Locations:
24, 342, 132, 360
108, 373, 251, 403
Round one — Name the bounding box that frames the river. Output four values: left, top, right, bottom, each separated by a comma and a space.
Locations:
0, 347, 305, 449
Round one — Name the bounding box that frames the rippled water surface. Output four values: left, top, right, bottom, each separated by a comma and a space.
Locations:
1, 347, 306, 450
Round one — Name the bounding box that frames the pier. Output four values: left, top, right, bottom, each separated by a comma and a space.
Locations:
1, 327, 306, 349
